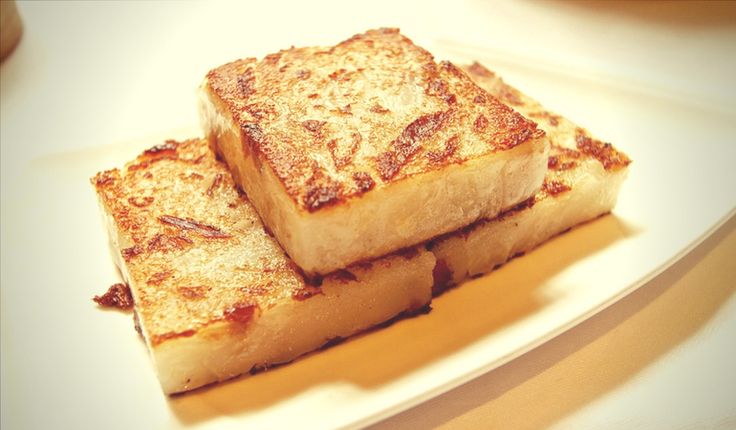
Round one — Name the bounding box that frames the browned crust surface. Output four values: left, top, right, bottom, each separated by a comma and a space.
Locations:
92, 139, 394, 345
205, 28, 543, 212
463, 62, 631, 172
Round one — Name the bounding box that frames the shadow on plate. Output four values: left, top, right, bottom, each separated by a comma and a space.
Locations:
169, 213, 637, 425
369, 214, 736, 429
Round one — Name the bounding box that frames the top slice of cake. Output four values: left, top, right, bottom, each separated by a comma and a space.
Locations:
199, 28, 549, 275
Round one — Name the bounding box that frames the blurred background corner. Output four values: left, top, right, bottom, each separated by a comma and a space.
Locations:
1, 0, 23, 63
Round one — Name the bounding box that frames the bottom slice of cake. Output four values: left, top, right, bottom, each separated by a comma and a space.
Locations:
93, 139, 435, 394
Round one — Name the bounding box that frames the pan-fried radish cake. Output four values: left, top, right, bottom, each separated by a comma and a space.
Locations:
199, 29, 549, 275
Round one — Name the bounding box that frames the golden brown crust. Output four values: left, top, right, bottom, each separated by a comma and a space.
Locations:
574, 128, 631, 171
94, 139, 403, 346
205, 28, 543, 212
463, 62, 631, 172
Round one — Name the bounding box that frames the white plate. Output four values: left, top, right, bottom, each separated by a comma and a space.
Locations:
1, 50, 735, 429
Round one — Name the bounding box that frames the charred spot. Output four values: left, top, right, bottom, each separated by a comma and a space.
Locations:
497, 196, 537, 221
121, 246, 143, 262
354, 260, 373, 272
237, 68, 256, 98
542, 179, 571, 196
332, 269, 357, 283
319, 337, 346, 350
244, 104, 273, 121
128, 196, 154, 207
178, 286, 209, 300
352, 171, 375, 192
575, 129, 631, 170
143, 140, 180, 157
158, 215, 232, 239
427, 78, 449, 98
377, 110, 452, 180
370, 103, 390, 114
133, 311, 143, 337
372, 303, 432, 330
547, 155, 577, 171
431, 259, 453, 296
262, 224, 274, 237
439, 61, 465, 78
185, 172, 204, 180
93, 283, 134, 310
376, 152, 401, 181
241, 122, 266, 153
147, 234, 193, 253
146, 270, 173, 286
263, 51, 281, 64
223, 302, 258, 324
302, 120, 326, 133
206, 173, 224, 197
303, 173, 343, 211
427, 135, 459, 164
395, 247, 420, 260
473, 94, 487, 104
496, 125, 544, 151
328, 68, 350, 81
307, 93, 319, 99
474, 114, 489, 132
126, 160, 152, 171
292, 284, 324, 301
295, 69, 311, 80
129, 141, 180, 170
304, 183, 341, 211
93, 170, 117, 187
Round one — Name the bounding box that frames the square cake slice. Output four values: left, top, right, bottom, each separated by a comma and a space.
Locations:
92, 139, 435, 394
199, 28, 548, 275
429, 63, 632, 287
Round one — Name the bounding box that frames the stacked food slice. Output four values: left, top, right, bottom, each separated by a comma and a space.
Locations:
93, 29, 630, 394
198, 28, 549, 276
430, 63, 631, 287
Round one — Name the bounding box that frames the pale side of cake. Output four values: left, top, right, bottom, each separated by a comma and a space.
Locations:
199, 28, 549, 275
92, 139, 435, 394
428, 63, 631, 287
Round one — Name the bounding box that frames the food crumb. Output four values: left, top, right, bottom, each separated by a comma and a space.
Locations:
93, 283, 134, 310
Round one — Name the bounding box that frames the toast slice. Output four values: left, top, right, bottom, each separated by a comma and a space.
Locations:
199, 28, 549, 275
92, 138, 435, 394
428, 63, 631, 287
